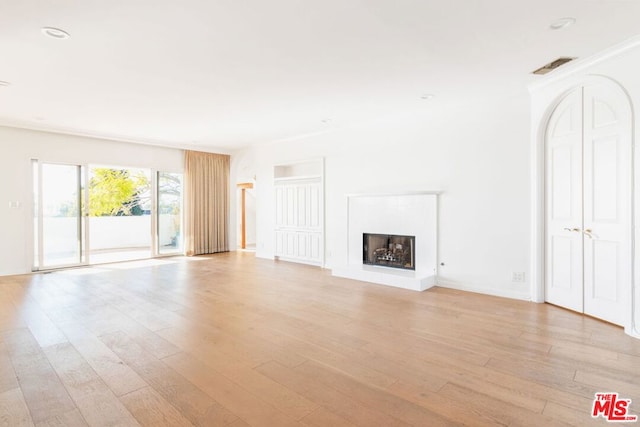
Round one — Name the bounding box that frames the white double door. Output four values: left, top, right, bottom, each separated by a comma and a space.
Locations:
545, 83, 631, 326
274, 179, 323, 265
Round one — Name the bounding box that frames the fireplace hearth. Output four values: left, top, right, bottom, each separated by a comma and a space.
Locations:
363, 233, 415, 270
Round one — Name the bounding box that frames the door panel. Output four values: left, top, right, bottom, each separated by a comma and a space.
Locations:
157, 172, 183, 255
550, 236, 573, 290
37, 163, 84, 269
545, 89, 584, 313
551, 145, 573, 219
591, 240, 618, 302
309, 185, 321, 229
590, 136, 618, 222
582, 84, 631, 326
274, 179, 323, 265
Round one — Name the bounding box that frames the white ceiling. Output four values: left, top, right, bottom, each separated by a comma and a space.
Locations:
1, 0, 639, 152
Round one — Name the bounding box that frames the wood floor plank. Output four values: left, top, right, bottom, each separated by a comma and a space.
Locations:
53, 321, 148, 397
574, 370, 640, 402
387, 380, 506, 427
163, 307, 309, 368
33, 409, 87, 427
2, 329, 77, 423
1, 253, 638, 425
255, 360, 411, 427
437, 382, 565, 426
542, 401, 605, 427
293, 359, 454, 427
14, 297, 68, 348
100, 331, 239, 426
0, 387, 34, 427
484, 356, 591, 395
0, 341, 19, 394
163, 352, 301, 427
226, 419, 252, 427
0, 295, 26, 333
157, 328, 318, 420
42, 342, 140, 426
119, 386, 194, 427
247, 325, 398, 389
300, 407, 357, 427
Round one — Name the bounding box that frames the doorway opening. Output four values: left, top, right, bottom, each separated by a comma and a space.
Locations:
33, 160, 184, 270
237, 182, 256, 251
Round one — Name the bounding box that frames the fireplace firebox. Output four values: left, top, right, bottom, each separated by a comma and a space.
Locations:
363, 233, 415, 270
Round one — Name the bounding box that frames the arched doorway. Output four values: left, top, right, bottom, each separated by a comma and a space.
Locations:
543, 79, 633, 326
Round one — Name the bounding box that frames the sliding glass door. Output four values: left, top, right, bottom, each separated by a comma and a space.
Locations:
88, 165, 152, 263
33, 161, 184, 270
34, 162, 85, 269
157, 172, 183, 255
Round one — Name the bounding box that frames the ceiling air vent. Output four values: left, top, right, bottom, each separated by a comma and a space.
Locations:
532, 57, 575, 75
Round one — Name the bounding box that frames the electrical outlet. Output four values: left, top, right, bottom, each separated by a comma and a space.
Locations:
512, 272, 525, 283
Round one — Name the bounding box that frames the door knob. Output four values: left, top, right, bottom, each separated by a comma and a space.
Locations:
583, 228, 594, 239
563, 227, 580, 232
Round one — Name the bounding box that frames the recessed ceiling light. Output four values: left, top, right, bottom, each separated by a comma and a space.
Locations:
41, 27, 71, 39
321, 119, 331, 124
421, 94, 435, 100
549, 17, 576, 30
0, 81, 10, 87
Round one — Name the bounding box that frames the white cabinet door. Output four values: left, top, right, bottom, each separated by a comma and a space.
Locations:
545, 84, 631, 326
274, 179, 323, 265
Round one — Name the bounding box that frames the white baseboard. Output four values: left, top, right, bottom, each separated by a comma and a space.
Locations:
275, 256, 322, 267
436, 279, 531, 301
625, 326, 640, 339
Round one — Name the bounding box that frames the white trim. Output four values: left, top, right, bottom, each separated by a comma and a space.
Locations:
273, 175, 321, 183
0, 122, 232, 155
345, 190, 443, 198
531, 75, 638, 337
273, 156, 325, 168
32, 160, 87, 271
277, 256, 323, 267
273, 157, 326, 268
436, 279, 531, 301
528, 35, 640, 93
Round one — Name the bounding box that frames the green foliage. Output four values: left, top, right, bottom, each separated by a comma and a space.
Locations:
88, 168, 150, 216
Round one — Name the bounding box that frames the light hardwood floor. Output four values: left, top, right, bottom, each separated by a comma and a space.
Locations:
1, 252, 639, 426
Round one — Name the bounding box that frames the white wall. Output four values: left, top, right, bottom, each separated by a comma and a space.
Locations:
0, 126, 184, 275
529, 38, 640, 338
245, 189, 256, 246
230, 93, 532, 299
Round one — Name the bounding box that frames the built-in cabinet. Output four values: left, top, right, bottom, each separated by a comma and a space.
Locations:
274, 159, 324, 266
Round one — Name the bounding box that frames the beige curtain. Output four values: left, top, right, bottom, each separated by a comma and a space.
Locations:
184, 150, 230, 256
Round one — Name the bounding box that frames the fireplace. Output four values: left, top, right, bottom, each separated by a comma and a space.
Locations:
363, 233, 415, 270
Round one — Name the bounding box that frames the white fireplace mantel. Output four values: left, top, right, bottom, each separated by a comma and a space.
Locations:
332, 191, 441, 291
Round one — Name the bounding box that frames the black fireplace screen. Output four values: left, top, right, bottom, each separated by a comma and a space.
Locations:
363, 233, 415, 270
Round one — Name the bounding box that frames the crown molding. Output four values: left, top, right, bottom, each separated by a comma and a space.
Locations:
0, 119, 232, 154
528, 34, 640, 93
